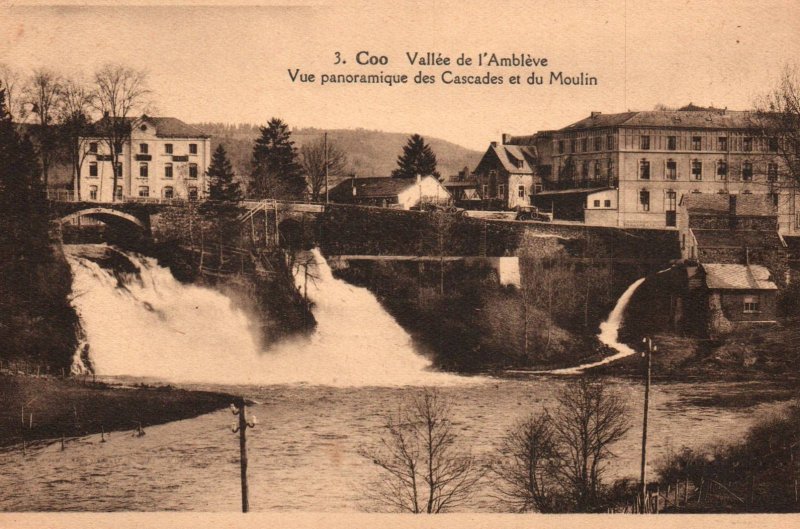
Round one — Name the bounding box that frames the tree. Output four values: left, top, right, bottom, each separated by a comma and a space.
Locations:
207, 144, 243, 202
0, 63, 22, 119
549, 377, 630, 511
392, 134, 440, 179
493, 414, 561, 512
92, 63, 150, 202
21, 68, 63, 186
58, 76, 93, 199
755, 64, 800, 186
361, 388, 484, 513
249, 118, 306, 200
300, 135, 348, 201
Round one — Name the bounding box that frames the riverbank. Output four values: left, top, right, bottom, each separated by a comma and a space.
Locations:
0, 374, 236, 448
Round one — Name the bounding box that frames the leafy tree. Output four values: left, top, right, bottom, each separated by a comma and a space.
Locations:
207, 144, 243, 202
250, 118, 306, 199
392, 133, 440, 179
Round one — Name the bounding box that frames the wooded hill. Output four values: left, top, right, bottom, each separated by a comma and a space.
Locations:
193, 123, 483, 188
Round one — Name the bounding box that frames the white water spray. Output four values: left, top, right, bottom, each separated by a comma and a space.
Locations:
66, 245, 468, 387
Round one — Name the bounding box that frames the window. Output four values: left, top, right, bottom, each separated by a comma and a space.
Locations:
604, 199, 611, 208
188, 187, 198, 201
581, 161, 589, 178
164, 163, 173, 178
594, 136, 602, 151
743, 137, 753, 152
743, 296, 760, 313
768, 163, 778, 181
497, 184, 505, 198
165, 143, 173, 154
140, 143, 149, 154
114, 163, 123, 177
570, 139, 577, 153
138, 186, 149, 198
594, 160, 601, 179
666, 190, 677, 211
718, 137, 728, 151
639, 160, 650, 180
89, 142, 98, 153
581, 138, 588, 152
607, 159, 613, 179
666, 160, 677, 180
139, 163, 149, 178
189, 163, 198, 179
593, 199, 600, 207
692, 160, 703, 180
518, 185, 525, 198
770, 192, 779, 207
742, 161, 753, 181
89, 186, 98, 200
692, 136, 701, 150
89, 162, 98, 177
639, 190, 650, 211
717, 161, 728, 180
482, 184, 488, 197
558, 140, 565, 154
667, 136, 677, 150
189, 143, 198, 155
769, 137, 779, 152
534, 183, 543, 193
640, 135, 650, 150
115, 186, 123, 200
606, 134, 613, 150
162, 186, 174, 199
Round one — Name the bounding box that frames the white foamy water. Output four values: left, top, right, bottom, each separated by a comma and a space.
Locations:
546, 276, 646, 375
66, 246, 468, 386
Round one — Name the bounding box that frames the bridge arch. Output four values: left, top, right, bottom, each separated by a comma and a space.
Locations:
59, 207, 147, 230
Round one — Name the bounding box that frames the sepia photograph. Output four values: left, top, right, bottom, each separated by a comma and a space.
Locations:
1, 0, 800, 527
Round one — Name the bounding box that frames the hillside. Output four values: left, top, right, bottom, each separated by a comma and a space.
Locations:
194, 123, 483, 187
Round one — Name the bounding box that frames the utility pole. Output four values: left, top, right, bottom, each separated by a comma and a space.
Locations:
324, 132, 329, 204
640, 336, 655, 513
231, 399, 257, 513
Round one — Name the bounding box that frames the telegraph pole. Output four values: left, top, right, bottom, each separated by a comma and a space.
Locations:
324, 132, 329, 204
231, 399, 257, 513
640, 336, 655, 513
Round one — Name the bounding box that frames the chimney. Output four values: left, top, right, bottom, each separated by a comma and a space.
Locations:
490, 141, 498, 148
590, 111, 602, 118
501, 133, 511, 144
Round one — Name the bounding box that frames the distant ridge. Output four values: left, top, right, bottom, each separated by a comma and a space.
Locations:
193, 123, 483, 185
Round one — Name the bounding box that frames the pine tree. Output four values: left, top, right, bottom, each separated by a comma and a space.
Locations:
250, 118, 306, 199
391, 134, 440, 179
207, 144, 242, 202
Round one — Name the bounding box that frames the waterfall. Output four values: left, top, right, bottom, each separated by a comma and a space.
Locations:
545, 277, 647, 375
66, 245, 466, 387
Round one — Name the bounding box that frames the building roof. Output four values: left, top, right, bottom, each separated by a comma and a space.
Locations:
489, 144, 537, 174
560, 109, 765, 132
681, 193, 777, 217
692, 229, 785, 249
328, 176, 438, 200
86, 115, 210, 138
702, 263, 778, 290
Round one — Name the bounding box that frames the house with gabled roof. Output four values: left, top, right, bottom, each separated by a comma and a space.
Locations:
78, 115, 211, 202
328, 175, 451, 210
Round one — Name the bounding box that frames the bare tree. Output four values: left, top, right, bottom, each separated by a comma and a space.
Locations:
493, 413, 561, 512
59, 76, 93, 199
92, 63, 150, 202
300, 135, 348, 201
0, 63, 22, 119
755, 64, 800, 186
361, 388, 484, 513
21, 68, 63, 186
549, 377, 630, 511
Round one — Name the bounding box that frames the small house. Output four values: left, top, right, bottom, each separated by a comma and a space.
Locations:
328, 176, 452, 210
699, 263, 779, 331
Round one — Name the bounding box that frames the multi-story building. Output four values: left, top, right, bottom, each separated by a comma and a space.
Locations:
485, 108, 799, 234
78, 115, 211, 202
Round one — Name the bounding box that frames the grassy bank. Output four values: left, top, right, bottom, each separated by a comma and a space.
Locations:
0, 374, 236, 448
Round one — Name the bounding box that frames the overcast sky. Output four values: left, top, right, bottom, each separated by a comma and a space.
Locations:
2, 0, 799, 150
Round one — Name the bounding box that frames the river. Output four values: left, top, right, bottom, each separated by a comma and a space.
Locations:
0, 246, 790, 512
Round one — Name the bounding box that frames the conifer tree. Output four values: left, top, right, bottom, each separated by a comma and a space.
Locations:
392, 134, 440, 179
250, 118, 306, 199
207, 144, 242, 202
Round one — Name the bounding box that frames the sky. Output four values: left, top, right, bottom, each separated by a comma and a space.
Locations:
2, 0, 799, 150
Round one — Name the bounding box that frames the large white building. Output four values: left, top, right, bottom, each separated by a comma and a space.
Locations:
78, 115, 211, 202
